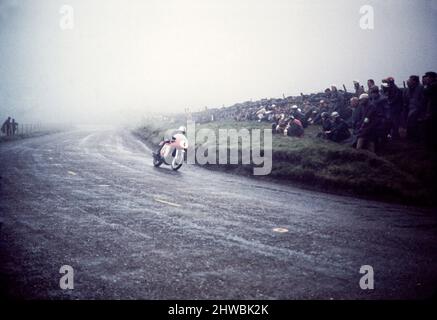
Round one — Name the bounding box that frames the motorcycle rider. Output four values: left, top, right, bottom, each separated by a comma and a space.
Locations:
154, 125, 187, 157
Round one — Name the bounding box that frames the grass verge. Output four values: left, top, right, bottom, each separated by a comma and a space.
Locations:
133, 120, 436, 206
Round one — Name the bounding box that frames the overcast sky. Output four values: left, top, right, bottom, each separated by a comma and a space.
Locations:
1, 0, 437, 124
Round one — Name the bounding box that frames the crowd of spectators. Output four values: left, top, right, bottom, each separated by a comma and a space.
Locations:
188, 72, 437, 152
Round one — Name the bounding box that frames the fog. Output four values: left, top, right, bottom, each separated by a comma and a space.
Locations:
1, 0, 436, 125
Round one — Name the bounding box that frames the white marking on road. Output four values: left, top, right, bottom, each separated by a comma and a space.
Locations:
154, 198, 181, 207
273, 228, 289, 233
98, 184, 111, 187
68, 171, 77, 176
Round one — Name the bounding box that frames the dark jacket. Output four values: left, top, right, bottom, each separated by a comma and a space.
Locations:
424, 81, 437, 121
321, 118, 333, 132
405, 85, 425, 121
386, 85, 403, 117
350, 105, 364, 135
357, 102, 380, 140
328, 118, 351, 142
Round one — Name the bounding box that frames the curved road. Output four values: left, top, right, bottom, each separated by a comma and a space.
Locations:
0, 127, 436, 299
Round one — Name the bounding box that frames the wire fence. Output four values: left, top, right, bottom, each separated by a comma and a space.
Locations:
1, 122, 74, 138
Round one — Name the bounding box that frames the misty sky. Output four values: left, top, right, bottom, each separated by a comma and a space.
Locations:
0, 0, 436, 124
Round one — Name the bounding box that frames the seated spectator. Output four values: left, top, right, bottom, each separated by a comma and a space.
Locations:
285, 116, 304, 137
316, 112, 333, 139
274, 114, 288, 134
326, 112, 351, 143
306, 110, 318, 124
312, 100, 330, 125
290, 105, 308, 128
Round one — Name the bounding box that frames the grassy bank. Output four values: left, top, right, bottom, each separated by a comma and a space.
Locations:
134, 120, 436, 206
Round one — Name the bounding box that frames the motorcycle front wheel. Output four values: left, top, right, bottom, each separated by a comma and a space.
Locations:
171, 150, 184, 171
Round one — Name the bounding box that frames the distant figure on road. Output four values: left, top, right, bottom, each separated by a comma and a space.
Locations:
11, 119, 18, 136
1, 117, 11, 136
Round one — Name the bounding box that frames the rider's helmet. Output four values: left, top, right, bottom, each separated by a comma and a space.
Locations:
178, 126, 187, 134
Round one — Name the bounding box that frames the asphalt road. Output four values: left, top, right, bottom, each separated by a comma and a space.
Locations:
0, 127, 436, 299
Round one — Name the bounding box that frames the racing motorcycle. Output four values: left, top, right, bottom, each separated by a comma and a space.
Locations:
152, 133, 188, 171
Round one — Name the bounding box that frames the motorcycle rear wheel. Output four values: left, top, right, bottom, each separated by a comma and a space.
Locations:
153, 154, 163, 167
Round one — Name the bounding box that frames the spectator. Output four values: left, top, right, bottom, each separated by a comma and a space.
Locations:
312, 100, 330, 124
356, 93, 379, 153
349, 97, 362, 146
273, 114, 288, 134
326, 112, 351, 143
404, 75, 425, 141
367, 79, 376, 92
383, 77, 403, 140
423, 71, 437, 148
306, 110, 318, 124
329, 85, 345, 114
290, 105, 308, 128
369, 85, 389, 144
317, 112, 333, 139
353, 80, 365, 97
285, 116, 304, 137
324, 88, 332, 101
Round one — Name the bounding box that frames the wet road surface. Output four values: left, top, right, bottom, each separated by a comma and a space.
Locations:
0, 127, 436, 299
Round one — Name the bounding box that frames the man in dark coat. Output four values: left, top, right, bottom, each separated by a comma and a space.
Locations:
353, 80, 365, 97
383, 77, 403, 140
404, 75, 425, 141
316, 112, 333, 139
312, 100, 330, 125
356, 94, 380, 153
423, 71, 437, 148
329, 85, 345, 114
369, 85, 389, 144
326, 112, 351, 143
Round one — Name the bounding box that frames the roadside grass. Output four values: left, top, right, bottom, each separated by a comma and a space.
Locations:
0, 130, 61, 143
134, 120, 436, 206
